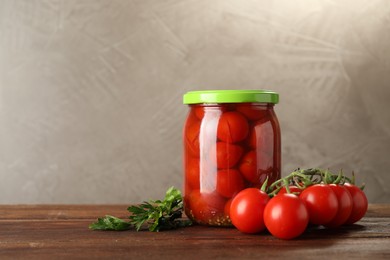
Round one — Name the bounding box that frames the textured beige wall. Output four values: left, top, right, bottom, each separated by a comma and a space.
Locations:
1, 0, 389, 204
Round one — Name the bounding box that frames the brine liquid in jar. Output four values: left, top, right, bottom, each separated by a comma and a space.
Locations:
183, 90, 281, 226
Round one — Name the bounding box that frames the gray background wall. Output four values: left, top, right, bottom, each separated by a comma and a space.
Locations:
1, 0, 389, 204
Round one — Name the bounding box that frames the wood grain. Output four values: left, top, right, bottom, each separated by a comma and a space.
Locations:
0, 204, 389, 259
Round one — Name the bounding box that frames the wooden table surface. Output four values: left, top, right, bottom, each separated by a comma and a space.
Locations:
0, 204, 389, 259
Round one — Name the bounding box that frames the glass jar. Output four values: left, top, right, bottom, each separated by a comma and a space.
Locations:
182, 90, 281, 226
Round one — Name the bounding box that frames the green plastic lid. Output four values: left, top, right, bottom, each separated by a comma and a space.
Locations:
183, 90, 279, 104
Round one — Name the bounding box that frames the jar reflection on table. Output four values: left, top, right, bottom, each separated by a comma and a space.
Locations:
183, 90, 281, 226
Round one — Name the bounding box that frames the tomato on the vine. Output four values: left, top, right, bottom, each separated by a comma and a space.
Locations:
264, 193, 309, 240
344, 183, 368, 225
324, 184, 353, 228
229, 188, 270, 234
217, 112, 249, 143
277, 186, 302, 195
299, 184, 339, 225
216, 169, 245, 198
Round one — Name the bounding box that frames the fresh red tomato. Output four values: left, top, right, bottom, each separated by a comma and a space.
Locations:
344, 183, 368, 225
211, 142, 243, 169
324, 184, 353, 228
264, 193, 309, 239
299, 184, 339, 225
277, 186, 302, 195
185, 158, 200, 190
236, 104, 268, 121
216, 169, 245, 198
230, 188, 270, 234
217, 112, 249, 143
185, 190, 226, 224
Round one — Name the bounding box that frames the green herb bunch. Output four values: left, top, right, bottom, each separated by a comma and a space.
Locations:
89, 187, 191, 232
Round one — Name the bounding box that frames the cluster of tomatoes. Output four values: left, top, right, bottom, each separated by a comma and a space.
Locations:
229, 169, 368, 240
183, 103, 281, 226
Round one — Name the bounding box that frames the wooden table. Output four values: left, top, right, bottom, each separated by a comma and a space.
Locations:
0, 204, 389, 259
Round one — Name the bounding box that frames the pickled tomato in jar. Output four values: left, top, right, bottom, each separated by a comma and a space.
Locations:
182, 90, 281, 226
